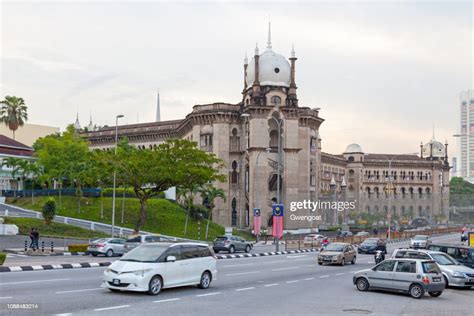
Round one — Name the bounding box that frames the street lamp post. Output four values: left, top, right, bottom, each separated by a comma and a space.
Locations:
111, 114, 124, 237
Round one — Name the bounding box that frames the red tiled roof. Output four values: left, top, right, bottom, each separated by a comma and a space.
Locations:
0, 134, 33, 157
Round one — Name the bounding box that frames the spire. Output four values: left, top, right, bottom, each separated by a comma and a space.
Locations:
255, 43, 259, 56
156, 88, 161, 122
87, 114, 94, 131
291, 44, 296, 58
74, 113, 81, 130
244, 53, 248, 65
266, 21, 272, 49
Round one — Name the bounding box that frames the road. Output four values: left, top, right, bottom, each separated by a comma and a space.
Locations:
0, 234, 471, 316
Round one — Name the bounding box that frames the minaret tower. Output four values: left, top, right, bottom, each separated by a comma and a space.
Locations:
156, 89, 161, 122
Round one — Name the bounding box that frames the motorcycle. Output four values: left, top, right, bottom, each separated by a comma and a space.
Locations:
374, 250, 384, 264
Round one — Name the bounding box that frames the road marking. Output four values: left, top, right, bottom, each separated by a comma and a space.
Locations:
264, 283, 278, 287
236, 287, 255, 291
94, 305, 130, 312
226, 271, 260, 276
271, 266, 298, 271
0, 297, 12, 299
154, 298, 181, 302
335, 273, 346, 276
320, 275, 329, 278
368, 261, 374, 264
351, 271, 359, 273
196, 292, 221, 297
262, 260, 285, 264
222, 263, 256, 268
2, 278, 70, 285
286, 255, 307, 258
56, 288, 102, 294
54, 313, 72, 316
304, 277, 315, 281
286, 280, 299, 284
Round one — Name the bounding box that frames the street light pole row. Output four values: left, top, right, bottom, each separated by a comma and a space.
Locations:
111, 114, 124, 237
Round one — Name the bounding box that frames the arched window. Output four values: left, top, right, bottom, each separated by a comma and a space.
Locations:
269, 130, 278, 148
348, 156, 354, 162
271, 95, 281, 105
231, 198, 237, 226
230, 128, 240, 152
231, 161, 238, 184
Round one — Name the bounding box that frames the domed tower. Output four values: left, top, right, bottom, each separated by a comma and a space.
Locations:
343, 144, 364, 201
343, 143, 364, 162
421, 129, 447, 162
242, 23, 298, 107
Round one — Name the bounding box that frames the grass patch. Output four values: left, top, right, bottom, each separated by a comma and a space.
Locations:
8, 196, 252, 241
3, 217, 108, 239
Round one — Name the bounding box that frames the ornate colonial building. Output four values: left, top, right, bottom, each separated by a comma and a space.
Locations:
81, 28, 450, 230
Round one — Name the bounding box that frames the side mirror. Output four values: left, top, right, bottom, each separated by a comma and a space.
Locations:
166, 255, 176, 262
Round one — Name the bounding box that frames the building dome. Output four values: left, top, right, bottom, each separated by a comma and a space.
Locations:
246, 49, 291, 87
344, 143, 363, 154
423, 139, 445, 158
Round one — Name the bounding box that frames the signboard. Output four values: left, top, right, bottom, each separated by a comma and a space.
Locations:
224, 227, 233, 236
469, 232, 474, 247
358, 219, 368, 225
253, 208, 261, 236
272, 204, 284, 239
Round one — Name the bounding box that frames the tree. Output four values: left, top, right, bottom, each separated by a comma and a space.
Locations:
42, 198, 56, 225
177, 184, 201, 235
2, 157, 23, 197
0, 96, 28, 139
19, 160, 42, 204
105, 138, 225, 231
200, 185, 226, 239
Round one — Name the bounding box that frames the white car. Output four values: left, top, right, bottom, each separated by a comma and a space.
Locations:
409, 235, 432, 249
303, 234, 325, 246
102, 242, 217, 295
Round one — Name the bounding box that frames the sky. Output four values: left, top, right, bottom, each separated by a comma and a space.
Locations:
1, 0, 472, 157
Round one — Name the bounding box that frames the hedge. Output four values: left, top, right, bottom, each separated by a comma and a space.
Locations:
0, 252, 6, 266
68, 244, 88, 252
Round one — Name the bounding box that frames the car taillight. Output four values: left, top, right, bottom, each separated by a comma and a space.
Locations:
224, 241, 230, 245
96, 243, 105, 247
422, 276, 430, 284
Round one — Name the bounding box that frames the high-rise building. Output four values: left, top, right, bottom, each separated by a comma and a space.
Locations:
459, 90, 474, 181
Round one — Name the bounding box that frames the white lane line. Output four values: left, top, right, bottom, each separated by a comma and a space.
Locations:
351, 271, 359, 274
264, 283, 278, 287
335, 273, 346, 276
94, 305, 130, 312
236, 287, 255, 291
55, 313, 72, 316
304, 277, 315, 281
320, 275, 329, 278
0, 297, 13, 299
56, 288, 102, 294
2, 278, 70, 285
367, 261, 374, 264
262, 260, 285, 264
154, 298, 181, 303
226, 271, 260, 276
286, 255, 307, 258
271, 266, 299, 271
286, 280, 299, 284
196, 292, 221, 297
221, 263, 256, 268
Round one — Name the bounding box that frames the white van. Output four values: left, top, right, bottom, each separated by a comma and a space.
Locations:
102, 242, 217, 295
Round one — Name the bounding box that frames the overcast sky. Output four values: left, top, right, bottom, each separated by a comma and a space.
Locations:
1, 0, 472, 157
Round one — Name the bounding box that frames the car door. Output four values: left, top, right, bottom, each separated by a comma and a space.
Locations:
367, 260, 396, 289
180, 245, 201, 284
392, 260, 418, 291
160, 245, 183, 288
113, 239, 125, 254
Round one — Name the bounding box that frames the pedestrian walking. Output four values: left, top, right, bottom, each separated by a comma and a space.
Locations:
29, 227, 35, 250
33, 228, 40, 251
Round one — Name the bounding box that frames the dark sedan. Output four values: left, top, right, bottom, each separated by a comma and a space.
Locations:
357, 238, 382, 254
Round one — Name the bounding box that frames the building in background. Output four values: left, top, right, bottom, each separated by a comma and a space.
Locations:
0, 135, 34, 191
452, 157, 457, 177
459, 90, 474, 183
0, 123, 59, 147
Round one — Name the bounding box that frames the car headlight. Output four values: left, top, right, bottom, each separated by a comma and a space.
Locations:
133, 269, 152, 276
452, 271, 466, 278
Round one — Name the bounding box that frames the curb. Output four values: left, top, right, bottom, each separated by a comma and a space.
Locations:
217, 248, 318, 259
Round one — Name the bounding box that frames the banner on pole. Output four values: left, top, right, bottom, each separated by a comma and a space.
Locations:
253, 208, 261, 236
272, 204, 284, 239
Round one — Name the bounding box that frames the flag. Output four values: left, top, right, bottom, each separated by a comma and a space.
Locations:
253, 208, 261, 236
272, 204, 284, 239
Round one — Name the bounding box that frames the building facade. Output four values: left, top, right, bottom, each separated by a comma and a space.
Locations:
459, 90, 474, 182
0, 135, 35, 191
81, 29, 450, 230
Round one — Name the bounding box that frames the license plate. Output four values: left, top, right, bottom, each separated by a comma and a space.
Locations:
112, 279, 120, 285
323, 258, 331, 262
433, 277, 441, 282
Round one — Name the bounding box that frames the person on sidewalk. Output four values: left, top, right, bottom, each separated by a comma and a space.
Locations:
29, 227, 35, 250
32, 228, 40, 251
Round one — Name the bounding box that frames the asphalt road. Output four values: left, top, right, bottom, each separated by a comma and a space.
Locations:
0, 234, 471, 316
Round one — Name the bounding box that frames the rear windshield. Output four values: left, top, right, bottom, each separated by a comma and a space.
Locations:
362, 239, 378, 245
422, 261, 441, 274
215, 237, 227, 241
126, 236, 141, 243
92, 238, 108, 243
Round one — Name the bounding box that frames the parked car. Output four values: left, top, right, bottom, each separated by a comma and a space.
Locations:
303, 234, 325, 246
357, 238, 382, 254
318, 242, 356, 266
88, 238, 126, 257
409, 235, 432, 249
355, 231, 369, 237
391, 248, 474, 289
212, 236, 252, 253
337, 231, 353, 237
353, 258, 445, 299
124, 235, 174, 253
103, 242, 217, 295
427, 244, 474, 269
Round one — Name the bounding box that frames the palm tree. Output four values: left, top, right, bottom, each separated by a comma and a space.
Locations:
0, 96, 28, 140
200, 185, 226, 239
177, 184, 200, 235
2, 157, 23, 197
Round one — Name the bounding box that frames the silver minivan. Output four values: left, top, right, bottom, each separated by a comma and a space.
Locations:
353, 258, 445, 299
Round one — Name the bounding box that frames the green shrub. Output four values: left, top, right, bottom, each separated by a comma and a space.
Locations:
68, 244, 88, 252
189, 204, 208, 220
0, 252, 5, 265
42, 198, 56, 225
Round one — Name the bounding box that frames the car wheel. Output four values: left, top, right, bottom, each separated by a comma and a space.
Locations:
341, 258, 345, 266
229, 246, 235, 254
106, 249, 114, 257
245, 245, 251, 253
409, 284, 424, 299
198, 271, 212, 289
214, 250, 219, 254
443, 276, 449, 288
428, 291, 442, 297
91, 253, 98, 257
356, 278, 369, 291
147, 276, 162, 295
318, 261, 323, 265
351, 256, 356, 265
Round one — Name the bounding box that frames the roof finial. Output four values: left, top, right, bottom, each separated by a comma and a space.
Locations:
255, 42, 259, 56
267, 21, 272, 50
291, 44, 296, 58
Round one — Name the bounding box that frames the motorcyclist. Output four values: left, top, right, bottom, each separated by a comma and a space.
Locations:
374, 239, 387, 261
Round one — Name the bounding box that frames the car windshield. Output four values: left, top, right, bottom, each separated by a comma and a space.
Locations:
414, 236, 428, 240
422, 261, 441, 274
126, 236, 141, 243
431, 253, 458, 266
120, 245, 168, 262
325, 244, 344, 252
